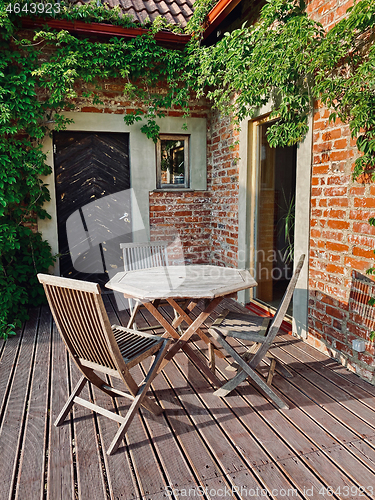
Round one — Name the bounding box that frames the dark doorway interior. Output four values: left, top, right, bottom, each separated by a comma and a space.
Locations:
54, 131, 131, 285
255, 122, 297, 312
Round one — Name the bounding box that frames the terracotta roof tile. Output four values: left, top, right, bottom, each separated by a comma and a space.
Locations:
71, 0, 195, 27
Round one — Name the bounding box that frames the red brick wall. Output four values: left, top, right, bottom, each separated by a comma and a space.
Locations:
149, 191, 212, 264
149, 109, 240, 268
148, 102, 212, 263
208, 111, 240, 268
306, 0, 354, 29
305, 0, 375, 382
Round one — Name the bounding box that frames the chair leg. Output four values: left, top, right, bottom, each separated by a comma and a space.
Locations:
215, 362, 288, 409
55, 376, 87, 426
107, 339, 170, 455
214, 370, 247, 397
266, 358, 277, 386
209, 342, 216, 373
210, 330, 289, 409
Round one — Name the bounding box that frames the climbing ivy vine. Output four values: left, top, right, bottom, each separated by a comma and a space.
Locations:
192, 0, 375, 179
0, 0, 374, 338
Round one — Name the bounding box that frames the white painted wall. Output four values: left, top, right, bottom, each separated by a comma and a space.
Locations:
38, 112, 206, 274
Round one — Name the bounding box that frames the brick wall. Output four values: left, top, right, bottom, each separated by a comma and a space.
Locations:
208, 110, 240, 268
306, 0, 354, 29
305, 0, 375, 382
149, 109, 240, 268
149, 191, 212, 264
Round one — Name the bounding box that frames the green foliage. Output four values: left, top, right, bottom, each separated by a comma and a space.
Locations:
190, 0, 375, 171
191, 0, 324, 146
0, 0, 192, 337
0, 5, 58, 338
185, 0, 217, 38
313, 0, 375, 181
0, 229, 55, 336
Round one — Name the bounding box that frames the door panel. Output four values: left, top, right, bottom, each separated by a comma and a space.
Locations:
54, 131, 131, 285
255, 122, 296, 308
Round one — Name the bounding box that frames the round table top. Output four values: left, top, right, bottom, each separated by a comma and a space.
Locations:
105, 264, 257, 300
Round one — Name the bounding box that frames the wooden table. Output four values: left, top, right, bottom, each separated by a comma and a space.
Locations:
106, 265, 257, 386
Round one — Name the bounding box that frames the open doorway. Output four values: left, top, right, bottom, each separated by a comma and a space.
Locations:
254, 122, 297, 312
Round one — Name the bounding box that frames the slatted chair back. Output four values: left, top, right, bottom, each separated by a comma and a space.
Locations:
246, 253, 305, 369
209, 254, 305, 409
38, 274, 122, 372
37, 273, 170, 455
120, 241, 170, 329
348, 270, 375, 333
121, 241, 169, 271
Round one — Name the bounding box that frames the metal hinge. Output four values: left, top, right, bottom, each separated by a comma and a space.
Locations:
53, 144, 56, 154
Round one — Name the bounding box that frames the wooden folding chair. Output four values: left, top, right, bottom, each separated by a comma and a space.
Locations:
208, 254, 305, 409
120, 241, 169, 330
38, 273, 170, 455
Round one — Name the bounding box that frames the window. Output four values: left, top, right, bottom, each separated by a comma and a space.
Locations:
156, 135, 189, 189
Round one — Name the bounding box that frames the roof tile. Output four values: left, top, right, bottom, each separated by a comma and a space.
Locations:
71, 0, 195, 27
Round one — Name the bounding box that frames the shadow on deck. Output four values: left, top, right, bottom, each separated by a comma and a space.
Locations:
1, 297, 375, 500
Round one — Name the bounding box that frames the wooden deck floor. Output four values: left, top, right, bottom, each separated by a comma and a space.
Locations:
2, 297, 375, 500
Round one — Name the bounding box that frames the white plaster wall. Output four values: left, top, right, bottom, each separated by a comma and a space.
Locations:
38, 112, 206, 274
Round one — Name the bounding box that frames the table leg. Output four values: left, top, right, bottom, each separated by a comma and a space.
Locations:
167, 298, 225, 359
142, 299, 222, 387
163, 296, 223, 363
180, 343, 222, 387
142, 301, 180, 340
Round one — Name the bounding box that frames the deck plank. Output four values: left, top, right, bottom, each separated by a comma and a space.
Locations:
272, 343, 375, 438
278, 335, 375, 410
47, 323, 75, 500
90, 384, 139, 500
104, 297, 172, 498
171, 342, 329, 496
0, 325, 23, 417
121, 305, 205, 495
287, 337, 375, 398
111, 366, 169, 499
182, 301, 371, 498
3, 299, 375, 499
157, 301, 326, 496
14, 306, 52, 500
70, 360, 108, 500
168, 349, 316, 496
0, 308, 39, 500
150, 363, 235, 494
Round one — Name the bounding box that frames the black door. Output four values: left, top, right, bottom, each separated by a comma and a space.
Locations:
54, 131, 131, 285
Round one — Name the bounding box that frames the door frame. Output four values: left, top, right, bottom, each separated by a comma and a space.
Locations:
237, 104, 313, 339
